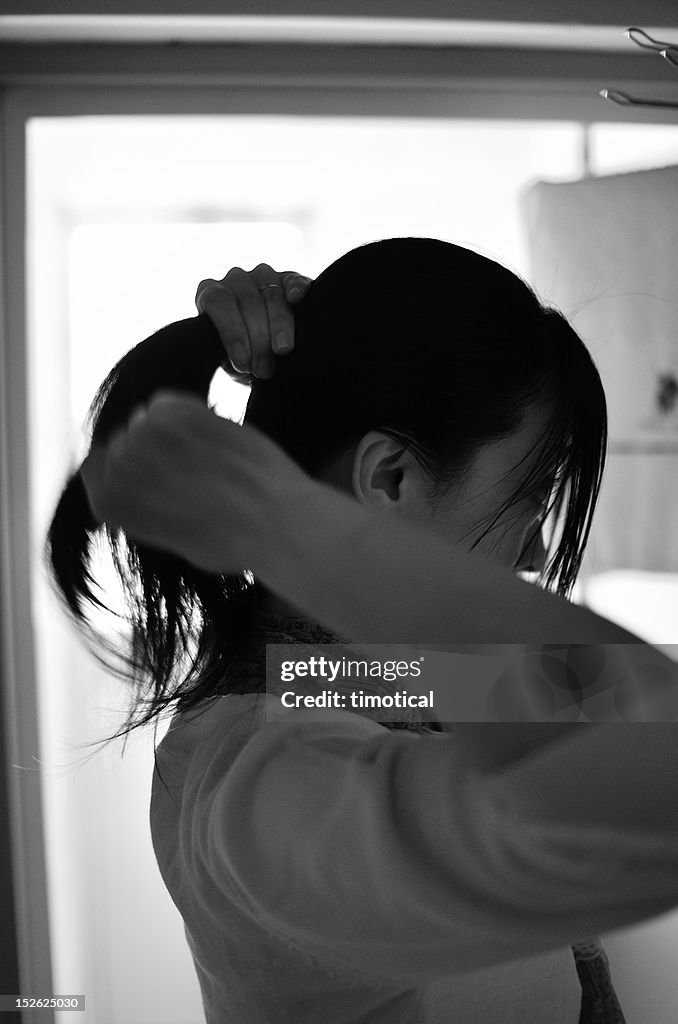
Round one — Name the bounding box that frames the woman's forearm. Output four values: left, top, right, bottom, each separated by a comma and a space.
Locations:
269, 482, 640, 644
261, 482, 678, 721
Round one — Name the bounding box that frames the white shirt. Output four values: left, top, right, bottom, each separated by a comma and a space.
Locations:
149, 613, 678, 1023
151, 692, 615, 1023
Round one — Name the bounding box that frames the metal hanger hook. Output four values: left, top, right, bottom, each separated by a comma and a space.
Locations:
599, 87, 678, 110
660, 47, 678, 70
626, 26, 677, 51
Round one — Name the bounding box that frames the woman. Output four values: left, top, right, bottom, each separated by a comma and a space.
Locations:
50, 238, 678, 1023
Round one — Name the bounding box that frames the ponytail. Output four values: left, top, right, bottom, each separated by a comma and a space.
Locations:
46, 315, 258, 749
46, 237, 610, 749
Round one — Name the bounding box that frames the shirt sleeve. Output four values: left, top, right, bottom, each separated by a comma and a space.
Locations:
207, 709, 678, 985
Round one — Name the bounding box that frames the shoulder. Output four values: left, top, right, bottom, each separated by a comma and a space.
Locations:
207, 707, 416, 863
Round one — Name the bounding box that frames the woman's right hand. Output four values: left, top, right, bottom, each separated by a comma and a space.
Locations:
80, 390, 319, 577
195, 263, 313, 381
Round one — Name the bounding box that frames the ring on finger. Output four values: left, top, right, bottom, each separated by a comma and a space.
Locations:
258, 283, 284, 293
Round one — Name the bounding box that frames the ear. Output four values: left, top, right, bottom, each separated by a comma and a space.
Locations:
351, 431, 425, 510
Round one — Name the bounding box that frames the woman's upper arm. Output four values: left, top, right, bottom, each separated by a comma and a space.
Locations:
208, 713, 678, 985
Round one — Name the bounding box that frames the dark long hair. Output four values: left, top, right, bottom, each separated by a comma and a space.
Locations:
46, 237, 607, 749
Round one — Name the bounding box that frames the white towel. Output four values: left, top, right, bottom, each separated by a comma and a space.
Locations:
522, 165, 678, 575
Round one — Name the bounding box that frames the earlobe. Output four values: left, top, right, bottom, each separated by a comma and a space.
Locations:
515, 523, 548, 574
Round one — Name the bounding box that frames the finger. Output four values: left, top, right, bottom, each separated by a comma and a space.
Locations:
142, 391, 219, 449
147, 390, 207, 413
257, 269, 313, 365
256, 280, 295, 359
245, 264, 286, 378
196, 277, 252, 373
280, 272, 313, 303
126, 402, 150, 436
219, 266, 274, 380
129, 394, 187, 438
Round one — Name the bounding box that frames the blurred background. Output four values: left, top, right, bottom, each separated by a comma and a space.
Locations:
2, 4, 678, 1023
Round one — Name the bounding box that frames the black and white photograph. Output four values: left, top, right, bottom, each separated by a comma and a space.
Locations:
2, 3, 678, 1023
